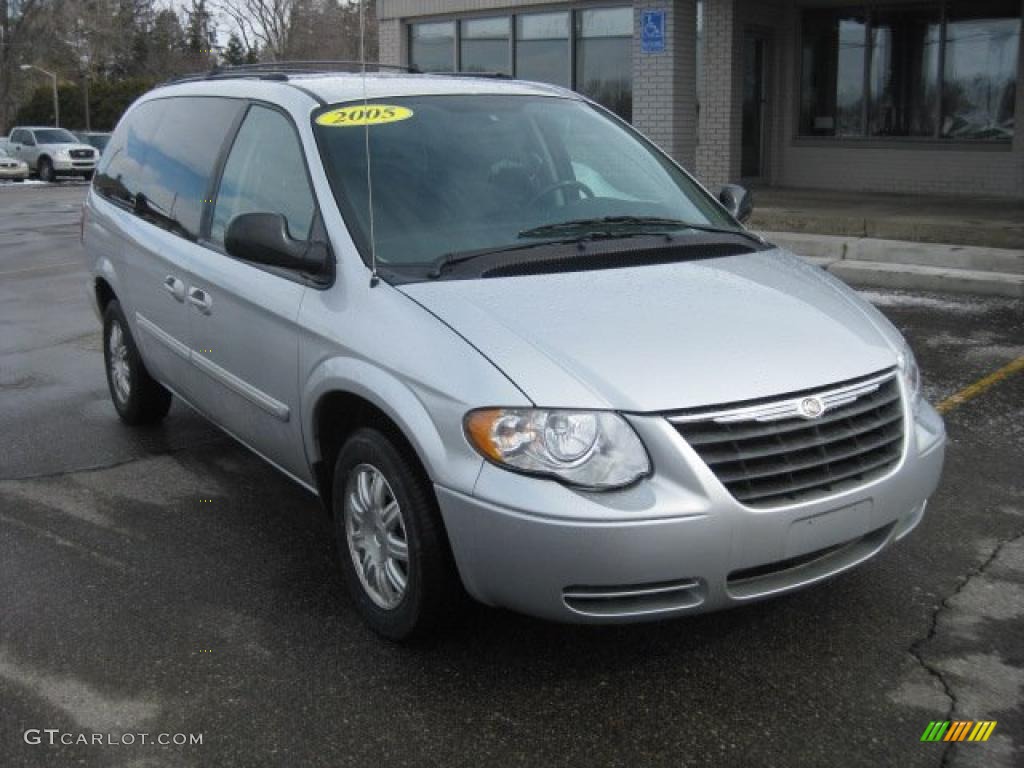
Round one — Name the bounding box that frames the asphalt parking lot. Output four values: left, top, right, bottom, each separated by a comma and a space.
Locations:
1, 184, 1022, 768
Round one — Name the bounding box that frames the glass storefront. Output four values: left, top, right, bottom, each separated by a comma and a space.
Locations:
799, 1, 1019, 140
408, 6, 633, 121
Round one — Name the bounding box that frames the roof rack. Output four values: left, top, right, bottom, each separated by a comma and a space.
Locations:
166, 60, 420, 85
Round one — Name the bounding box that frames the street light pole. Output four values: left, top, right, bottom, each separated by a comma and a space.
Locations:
19, 65, 60, 127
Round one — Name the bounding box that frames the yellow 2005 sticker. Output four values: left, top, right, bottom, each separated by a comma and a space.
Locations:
316, 104, 414, 127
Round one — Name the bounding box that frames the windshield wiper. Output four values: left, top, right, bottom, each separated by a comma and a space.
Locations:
518, 216, 764, 245
428, 240, 572, 279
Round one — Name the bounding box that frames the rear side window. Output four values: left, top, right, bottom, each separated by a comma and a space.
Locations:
210, 105, 315, 247
95, 97, 242, 240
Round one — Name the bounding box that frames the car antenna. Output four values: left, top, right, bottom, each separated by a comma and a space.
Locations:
359, 0, 380, 287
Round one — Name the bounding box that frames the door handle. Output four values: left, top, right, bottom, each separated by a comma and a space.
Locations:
187, 286, 213, 314
163, 275, 185, 302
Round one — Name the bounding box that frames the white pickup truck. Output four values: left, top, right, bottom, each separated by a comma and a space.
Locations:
4, 126, 99, 181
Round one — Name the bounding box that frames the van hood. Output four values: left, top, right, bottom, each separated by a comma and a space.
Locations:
398, 249, 901, 412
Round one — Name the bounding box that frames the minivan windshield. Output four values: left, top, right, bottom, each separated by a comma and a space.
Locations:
314, 95, 739, 272
33, 128, 80, 144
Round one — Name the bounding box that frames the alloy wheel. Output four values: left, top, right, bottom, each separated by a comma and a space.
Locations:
108, 321, 131, 403
343, 463, 410, 610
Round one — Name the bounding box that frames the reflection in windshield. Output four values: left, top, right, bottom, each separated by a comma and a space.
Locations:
314, 95, 734, 270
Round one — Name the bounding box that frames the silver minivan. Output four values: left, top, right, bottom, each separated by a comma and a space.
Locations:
83, 69, 945, 640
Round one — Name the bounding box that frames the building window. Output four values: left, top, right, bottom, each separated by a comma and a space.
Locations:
942, 1, 1020, 140
410, 21, 455, 73
799, 1, 1019, 140
461, 17, 511, 75
410, 7, 633, 122
800, 9, 868, 136
516, 12, 570, 88
869, 6, 941, 137
575, 7, 634, 122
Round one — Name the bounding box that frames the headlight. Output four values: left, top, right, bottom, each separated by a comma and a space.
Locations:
898, 344, 922, 410
464, 408, 650, 490
56, 148, 70, 159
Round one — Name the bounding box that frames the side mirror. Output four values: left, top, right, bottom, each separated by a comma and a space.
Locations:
225, 212, 327, 274
718, 184, 753, 224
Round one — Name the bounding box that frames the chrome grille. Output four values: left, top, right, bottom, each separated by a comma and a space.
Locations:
669, 370, 904, 508
70, 149, 93, 159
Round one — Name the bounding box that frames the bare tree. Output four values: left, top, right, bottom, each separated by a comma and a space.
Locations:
1, 0, 50, 130
217, 0, 374, 63
216, 0, 294, 60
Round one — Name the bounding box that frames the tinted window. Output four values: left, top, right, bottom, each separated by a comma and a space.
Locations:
95, 100, 165, 206
95, 97, 242, 239
211, 105, 315, 248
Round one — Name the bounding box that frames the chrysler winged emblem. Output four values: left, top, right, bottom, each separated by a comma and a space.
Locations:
799, 396, 825, 419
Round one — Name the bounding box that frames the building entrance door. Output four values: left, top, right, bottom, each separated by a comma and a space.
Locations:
742, 31, 771, 180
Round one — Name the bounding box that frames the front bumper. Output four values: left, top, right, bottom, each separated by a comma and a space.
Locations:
437, 401, 945, 623
53, 158, 96, 174
0, 166, 28, 179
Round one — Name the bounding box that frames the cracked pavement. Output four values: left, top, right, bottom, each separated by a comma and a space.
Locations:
1, 186, 1022, 766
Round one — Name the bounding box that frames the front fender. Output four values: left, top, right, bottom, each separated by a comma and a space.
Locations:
302, 356, 486, 494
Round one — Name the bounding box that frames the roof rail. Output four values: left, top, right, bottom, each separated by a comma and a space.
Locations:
165, 60, 420, 85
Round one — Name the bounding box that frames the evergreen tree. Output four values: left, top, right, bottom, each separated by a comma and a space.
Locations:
222, 33, 246, 66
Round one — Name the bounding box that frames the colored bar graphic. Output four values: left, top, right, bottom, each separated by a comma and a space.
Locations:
921, 721, 997, 742
945, 721, 972, 741
968, 722, 998, 742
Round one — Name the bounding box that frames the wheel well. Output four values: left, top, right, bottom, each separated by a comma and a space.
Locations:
312, 392, 430, 516
95, 278, 116, 314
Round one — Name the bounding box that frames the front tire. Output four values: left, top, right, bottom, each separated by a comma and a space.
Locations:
332, 428, 463, 642
103, 300, 172, 425
37, 157, 55, 183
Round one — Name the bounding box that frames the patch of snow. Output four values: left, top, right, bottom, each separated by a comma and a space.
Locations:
858, 289, 996, 312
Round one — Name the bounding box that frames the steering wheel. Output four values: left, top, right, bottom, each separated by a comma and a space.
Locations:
526, 179, 595, 209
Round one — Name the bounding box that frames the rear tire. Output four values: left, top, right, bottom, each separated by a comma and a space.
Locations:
37, 157, 55, 183
103, 300, 172, 425
332, 427, 463, 642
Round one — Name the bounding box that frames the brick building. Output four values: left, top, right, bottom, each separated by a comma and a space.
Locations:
378, 1, 1024, 199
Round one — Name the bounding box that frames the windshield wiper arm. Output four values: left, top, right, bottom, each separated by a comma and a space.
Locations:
428, 240, 573, 279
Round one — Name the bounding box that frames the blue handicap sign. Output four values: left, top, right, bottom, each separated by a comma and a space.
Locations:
641, 10, 666, 53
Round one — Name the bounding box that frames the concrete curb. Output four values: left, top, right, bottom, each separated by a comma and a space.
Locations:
762, 231, 1024, 299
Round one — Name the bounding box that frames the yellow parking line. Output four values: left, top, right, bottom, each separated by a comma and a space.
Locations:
936, 356, 1024, 415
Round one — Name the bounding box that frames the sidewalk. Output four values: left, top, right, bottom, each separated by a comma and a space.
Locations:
749, 187, 1024, 298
